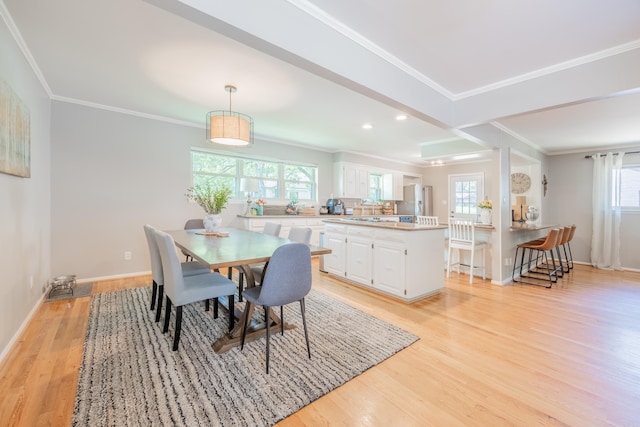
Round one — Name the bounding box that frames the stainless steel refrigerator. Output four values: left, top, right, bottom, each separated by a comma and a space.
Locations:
397, 184, 433, 217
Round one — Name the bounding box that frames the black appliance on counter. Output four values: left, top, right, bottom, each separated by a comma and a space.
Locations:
326, 198, 344, 215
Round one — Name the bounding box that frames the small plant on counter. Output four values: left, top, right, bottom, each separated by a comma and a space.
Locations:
477, 200, 493, 210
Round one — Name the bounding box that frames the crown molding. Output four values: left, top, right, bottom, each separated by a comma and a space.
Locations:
0, 2, 53, 97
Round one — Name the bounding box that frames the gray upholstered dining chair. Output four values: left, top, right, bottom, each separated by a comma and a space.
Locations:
237, 222, 282, 301
143, 224, 210, 322
154, 229, 236, 351
240, 242, 312, 373
182, 219, 204, 262
250, 226, 312, 285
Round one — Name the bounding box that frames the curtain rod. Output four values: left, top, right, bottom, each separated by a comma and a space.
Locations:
584, 150, 640, 159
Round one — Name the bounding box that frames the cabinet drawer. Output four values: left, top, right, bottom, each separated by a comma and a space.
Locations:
348, 226, 373, 238
375, 229, 405, 243
324, 223, 346, 233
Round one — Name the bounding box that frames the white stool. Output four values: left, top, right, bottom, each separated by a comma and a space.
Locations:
416, 216, 439, 225
447, 219, 486, 284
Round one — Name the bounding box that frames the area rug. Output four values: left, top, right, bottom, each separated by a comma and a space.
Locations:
46, 282, 93, 302
73, 287, 418, 426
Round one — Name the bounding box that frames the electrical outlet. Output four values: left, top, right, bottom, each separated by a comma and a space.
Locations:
29, 275, 34, 288
124, 251, 132, 260
504, 258, 512, 266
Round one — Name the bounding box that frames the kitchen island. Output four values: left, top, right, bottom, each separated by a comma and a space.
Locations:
322, 218, 446, 302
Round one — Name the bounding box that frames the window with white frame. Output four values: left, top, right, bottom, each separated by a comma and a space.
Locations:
191, 148, 318, 202
620, 164, 640, 209
449, 173, 484, 218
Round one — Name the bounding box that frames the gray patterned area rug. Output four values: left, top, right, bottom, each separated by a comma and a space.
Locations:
73, 287, 418, 426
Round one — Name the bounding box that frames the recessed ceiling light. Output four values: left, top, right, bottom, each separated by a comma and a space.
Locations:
396, 114, 407, 121
362, 123, 373, 129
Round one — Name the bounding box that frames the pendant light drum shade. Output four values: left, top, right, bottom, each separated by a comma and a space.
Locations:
207, 111, 253, 146
206, 85, 254, 146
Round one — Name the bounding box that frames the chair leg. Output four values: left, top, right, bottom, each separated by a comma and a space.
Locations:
241, 302, 252, 350
163, 296, 172, 333
155, 286, 164, 323
469, 247, 475, 284
446, 246, 452, 278
172, 305, 182, 351
300, 298, 311, 359
228, 267, 232, 280
238, 272, 244, 303
265, 306, 271, 374
150, 280, 157, 310
228, 295, 235, 331
213, 298, 219, 319
280, 306, 284, 335
205, 299, 210, 311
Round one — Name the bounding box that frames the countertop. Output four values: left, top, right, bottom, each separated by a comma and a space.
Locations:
509, 222, 559, 231
323, 218, 447, 231
237, 214, 322, 218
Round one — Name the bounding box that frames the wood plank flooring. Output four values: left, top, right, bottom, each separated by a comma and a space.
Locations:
1, 264, 639, 426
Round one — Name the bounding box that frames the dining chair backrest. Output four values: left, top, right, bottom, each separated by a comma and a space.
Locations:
154, 229, 186, 300
144, 224, 164, 286
449, 219, 476, 244
184, 219, 204, 229
288, 226, 312, 244
417, 216, 439, 226
255, 243, 312, 307
263, 222, 282, 236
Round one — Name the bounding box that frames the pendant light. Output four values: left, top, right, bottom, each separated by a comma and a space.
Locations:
206, 85, 254, 146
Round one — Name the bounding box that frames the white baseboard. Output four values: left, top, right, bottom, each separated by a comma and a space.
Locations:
0, 291, 46, 367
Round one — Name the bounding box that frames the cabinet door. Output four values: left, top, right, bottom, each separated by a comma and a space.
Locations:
346, 235, 372, 286
324, 232, 346, 276
343, 165, 358, 198
373, 240, 405, 297
356, 167, 369, 198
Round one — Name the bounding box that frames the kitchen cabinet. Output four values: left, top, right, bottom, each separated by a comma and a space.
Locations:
334, 162, 369, 198
382, 171, 404, 200
321, 219, 445, 301
373, 238, 405, 297
323, 223, 346, 276
345, 227, 372, 285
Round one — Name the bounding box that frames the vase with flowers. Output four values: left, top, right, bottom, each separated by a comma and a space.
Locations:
477, 199, 493, 224
185, 182, 232, 232
255, 199, 265, 216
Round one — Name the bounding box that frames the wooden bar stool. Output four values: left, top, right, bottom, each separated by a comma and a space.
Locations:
512, 228, 562, 288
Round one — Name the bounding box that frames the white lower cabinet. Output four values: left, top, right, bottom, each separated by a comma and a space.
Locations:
346, 234, 372, 285
323, 222, 445, 301
373, 239, 405, 297
323, 224, 346, 277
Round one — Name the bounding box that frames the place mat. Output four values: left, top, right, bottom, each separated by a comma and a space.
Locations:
195, 231, 229, 237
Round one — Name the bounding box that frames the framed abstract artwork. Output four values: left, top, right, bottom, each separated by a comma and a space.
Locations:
0, 80, 31, 178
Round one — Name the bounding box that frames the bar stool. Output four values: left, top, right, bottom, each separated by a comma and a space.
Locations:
447, 219, 486, 284
563, 225, 576, 270
526, 225, 573, 275
512, 228, 562, 288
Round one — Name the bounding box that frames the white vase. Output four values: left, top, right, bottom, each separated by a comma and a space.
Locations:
203, 214, 222, 232
480, 209, 492, 225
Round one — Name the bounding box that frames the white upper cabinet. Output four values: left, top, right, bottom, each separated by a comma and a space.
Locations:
334, 162, 369, 198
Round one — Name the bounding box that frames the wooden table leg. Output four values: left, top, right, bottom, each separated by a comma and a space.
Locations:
212, 264, 294, 354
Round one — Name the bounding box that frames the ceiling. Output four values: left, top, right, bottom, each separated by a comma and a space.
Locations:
3, 0, 640, 165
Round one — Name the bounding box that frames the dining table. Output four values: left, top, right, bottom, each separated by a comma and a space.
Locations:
166, 227, 331, 354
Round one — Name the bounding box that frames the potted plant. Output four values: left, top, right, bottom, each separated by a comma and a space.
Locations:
477, 199, 492, 224
185, 182, 232, 232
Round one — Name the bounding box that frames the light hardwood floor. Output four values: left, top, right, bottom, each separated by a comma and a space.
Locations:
1, 263, 639, 426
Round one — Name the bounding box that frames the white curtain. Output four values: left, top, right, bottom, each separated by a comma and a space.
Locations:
591, 152, 624, 270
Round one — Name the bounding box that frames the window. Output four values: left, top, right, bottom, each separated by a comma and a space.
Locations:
368, 173, 383, 202
191, 148, 318, 202
449, 173, 484, 218
620, 164, 640, 209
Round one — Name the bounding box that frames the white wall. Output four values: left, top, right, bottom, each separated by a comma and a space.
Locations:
50, 101, 334, 280
0, 18, 52, 359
